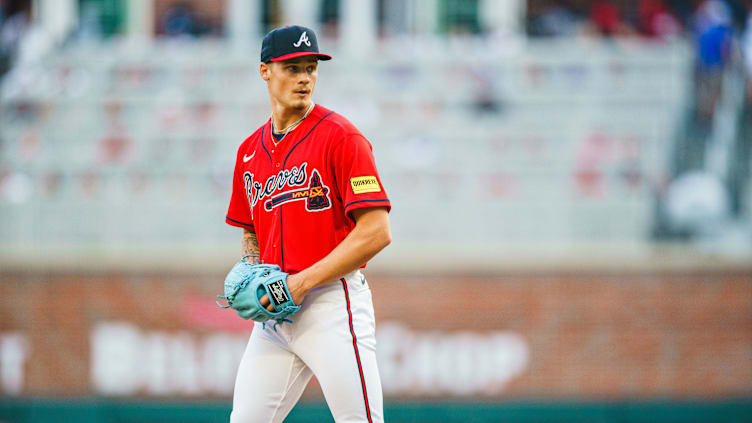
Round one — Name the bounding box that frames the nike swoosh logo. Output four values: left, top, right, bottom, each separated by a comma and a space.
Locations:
243, 152, 255, 162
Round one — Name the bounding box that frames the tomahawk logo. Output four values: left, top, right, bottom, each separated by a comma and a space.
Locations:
264, 169, 331, 212
293, 32, 311, 48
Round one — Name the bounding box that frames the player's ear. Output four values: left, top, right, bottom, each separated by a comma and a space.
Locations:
260, 62, 270, 81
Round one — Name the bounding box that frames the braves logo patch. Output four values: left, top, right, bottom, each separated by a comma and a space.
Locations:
243, 162, 332, 213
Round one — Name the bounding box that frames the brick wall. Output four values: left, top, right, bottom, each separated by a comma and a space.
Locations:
374, 273, 752, 398
0, 271, 750, 399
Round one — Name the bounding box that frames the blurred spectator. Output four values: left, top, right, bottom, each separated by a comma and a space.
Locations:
157, 1, 225, 38
668, 0, 733, 179
726, 0, 750, 29
587, 0, 632, 37
320, 0, 339, 38
692, 0, 734, 118
637, 0, 682, 39
664, 0, 698, 25
0, 0, 30, 75
527, 0, 688, 39
744, 1, 752, 90
669, 0, 752, 223
77, 2, 104, 40
95, 101, 133, 166
528, 0, 584, 37
730, 0, 752, 215
694, 0, 734, 67
160, 2, 199, 37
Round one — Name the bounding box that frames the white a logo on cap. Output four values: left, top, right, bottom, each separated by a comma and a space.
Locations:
293, 31, 311, 48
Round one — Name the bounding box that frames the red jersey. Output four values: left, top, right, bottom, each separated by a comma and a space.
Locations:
225, 104, 391, 273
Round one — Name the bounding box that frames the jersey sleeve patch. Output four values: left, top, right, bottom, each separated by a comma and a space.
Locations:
350, 176, 381, 194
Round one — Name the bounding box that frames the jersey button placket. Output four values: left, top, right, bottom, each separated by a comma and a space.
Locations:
273, 208, 278, 248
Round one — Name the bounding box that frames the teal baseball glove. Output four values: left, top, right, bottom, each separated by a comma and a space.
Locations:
216, 255, 301, 324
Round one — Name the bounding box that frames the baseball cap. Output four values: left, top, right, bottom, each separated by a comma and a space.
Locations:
260, 25, 333, 63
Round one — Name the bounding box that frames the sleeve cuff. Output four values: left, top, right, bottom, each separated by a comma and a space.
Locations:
344, 199, 391, 219
225, 215, 254, 231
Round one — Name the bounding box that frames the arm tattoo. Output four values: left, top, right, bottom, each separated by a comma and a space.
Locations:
242, 229, 260, 263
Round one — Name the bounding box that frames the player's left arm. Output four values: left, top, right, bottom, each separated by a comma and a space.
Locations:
260, 206, 390, 309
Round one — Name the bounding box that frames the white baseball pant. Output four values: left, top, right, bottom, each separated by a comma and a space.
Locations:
230, 270, 383, 423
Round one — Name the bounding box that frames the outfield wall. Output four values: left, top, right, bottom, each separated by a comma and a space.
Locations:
1, 270, 749, 402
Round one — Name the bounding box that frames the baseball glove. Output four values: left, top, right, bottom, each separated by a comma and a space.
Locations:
216, 255, 301, 324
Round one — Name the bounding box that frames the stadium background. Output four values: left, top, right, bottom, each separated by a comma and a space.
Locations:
1, 0, 751, 422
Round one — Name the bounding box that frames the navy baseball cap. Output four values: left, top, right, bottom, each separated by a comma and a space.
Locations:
260, 25, 332, 63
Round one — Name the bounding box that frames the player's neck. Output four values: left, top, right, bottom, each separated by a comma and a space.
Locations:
271, 102, 313, 133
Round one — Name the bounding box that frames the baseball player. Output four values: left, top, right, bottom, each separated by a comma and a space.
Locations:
224, 25, 391, 423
